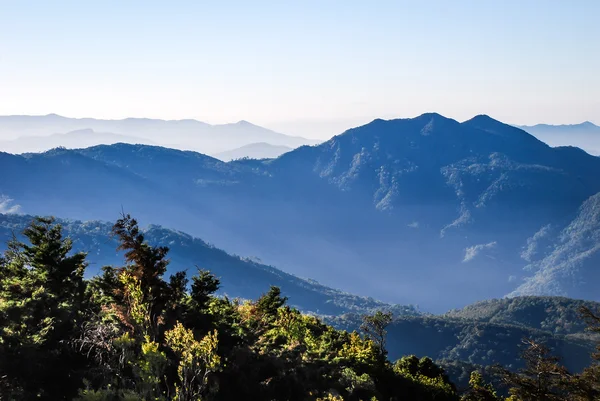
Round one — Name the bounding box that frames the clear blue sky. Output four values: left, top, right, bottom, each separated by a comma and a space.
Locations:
1, 0, 598, 138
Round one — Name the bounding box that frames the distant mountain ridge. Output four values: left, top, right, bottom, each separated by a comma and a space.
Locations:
213, 142, 294, 161
519, 121, 600, 155
0, 114, 318, 154
520, 121, 599, 131
3, 113, 600, 311
0, 128, 155, 154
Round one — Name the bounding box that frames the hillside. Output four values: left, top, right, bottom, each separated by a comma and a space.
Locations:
445, 296, 600, 335
3, 114, 600, 310
333, 296, 600, 376
0, 213, 412, 317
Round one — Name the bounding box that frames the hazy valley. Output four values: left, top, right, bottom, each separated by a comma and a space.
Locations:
2, 113, 600, 312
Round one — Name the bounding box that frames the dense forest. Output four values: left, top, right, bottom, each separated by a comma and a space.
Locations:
2, 216, 600, 400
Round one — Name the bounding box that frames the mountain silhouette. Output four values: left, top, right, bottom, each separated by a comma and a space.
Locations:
2, 113, 600, 311
519, 121, 600, 155
0, 114, 317, 154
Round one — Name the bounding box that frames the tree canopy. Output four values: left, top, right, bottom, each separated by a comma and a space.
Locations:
2, 215, 600, 400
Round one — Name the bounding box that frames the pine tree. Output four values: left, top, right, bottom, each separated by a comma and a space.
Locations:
0, 217, 88, 400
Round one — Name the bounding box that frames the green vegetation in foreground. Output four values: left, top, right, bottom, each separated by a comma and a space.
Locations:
2, 216, 600, 400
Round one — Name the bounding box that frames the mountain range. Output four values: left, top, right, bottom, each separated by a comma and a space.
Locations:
2, 113, 600, 312
0, 114, 317, 154
0, 128, 156, 154
519, 121, 600, 155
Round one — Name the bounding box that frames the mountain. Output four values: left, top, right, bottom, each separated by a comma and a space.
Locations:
0, 128, 155, 154
0, 114, 317, 154
519, 122, 600, 155
444, 296, 600, 335
3, 113, 600, 311
212, 142, 294, 161
509, 192, 600, 299
331, 296, 599, 376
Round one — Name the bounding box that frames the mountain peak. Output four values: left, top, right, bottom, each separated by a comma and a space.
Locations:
44, 113, 67, 120
364, 113, 457, 127
462, 114, 502, 125
416, 112, 449, 120
462, 114, 547, 148
235, 120, 254, 126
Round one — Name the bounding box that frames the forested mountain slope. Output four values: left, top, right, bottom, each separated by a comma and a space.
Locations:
445, 296, 600, 335
2, 213, 598, 382
0, 213, 410, 317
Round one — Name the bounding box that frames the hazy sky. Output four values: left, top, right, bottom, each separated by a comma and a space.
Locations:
1, 0, 599, 139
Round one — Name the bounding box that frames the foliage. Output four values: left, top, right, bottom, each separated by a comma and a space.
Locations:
4, 215, 600, 400
0, 217, 88, 400
445, 296, 600, 336
165, 323, 220, 400
460, 372, 500, 401
0, 216, 464, 401
497, 338, 570, 401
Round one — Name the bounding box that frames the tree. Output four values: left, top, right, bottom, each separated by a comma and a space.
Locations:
256, 286, 288, 317
0, 217, 88, 400
360, 310, 393, 358
498, 338, 569, 401
567, 306, 600, 400
165, 323, 221, 401
460, 372, 500, 401
111, 213, 171, 341
190, 269, 220, 308
182, 269, 221, 334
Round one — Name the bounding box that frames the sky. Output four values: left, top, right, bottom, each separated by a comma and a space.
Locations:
0, 0, 599, 139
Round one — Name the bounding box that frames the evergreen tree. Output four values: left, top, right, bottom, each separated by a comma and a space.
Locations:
0, 217, 88, 400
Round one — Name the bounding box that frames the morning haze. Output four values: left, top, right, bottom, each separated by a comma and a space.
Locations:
2, 2, 600, 400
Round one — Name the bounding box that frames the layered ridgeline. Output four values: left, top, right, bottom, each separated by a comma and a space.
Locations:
333, 296, 600, 378
520, 121, 600, 156
1, 213, 598, 380
2, 113, 600, 310
0, 114, 317, 154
